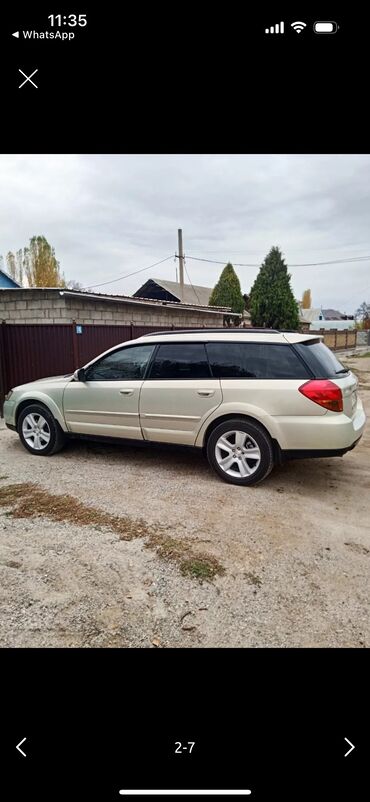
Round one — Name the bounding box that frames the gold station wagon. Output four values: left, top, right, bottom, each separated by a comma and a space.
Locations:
3, 329, 366, 486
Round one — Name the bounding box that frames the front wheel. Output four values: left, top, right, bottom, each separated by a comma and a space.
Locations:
206, 418, 274, 486
18, 404, 66, 456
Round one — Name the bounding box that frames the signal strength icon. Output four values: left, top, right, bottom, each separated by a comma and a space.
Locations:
291, 21, 306, 33
265, 21, 285, 34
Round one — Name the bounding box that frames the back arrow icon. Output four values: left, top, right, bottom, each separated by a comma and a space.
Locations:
16, 737, 27, 757
344, 737, 355, 757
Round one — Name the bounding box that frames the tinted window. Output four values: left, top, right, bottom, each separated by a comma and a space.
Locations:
206, 342, 310, 379
85, 345, 155, 381
148, 343, 211, 379
293, 341, 348, 378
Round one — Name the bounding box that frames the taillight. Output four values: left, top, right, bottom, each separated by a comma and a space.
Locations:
298, 380, 343, 412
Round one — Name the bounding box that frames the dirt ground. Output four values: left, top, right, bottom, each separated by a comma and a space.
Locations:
1, 355, 370, 648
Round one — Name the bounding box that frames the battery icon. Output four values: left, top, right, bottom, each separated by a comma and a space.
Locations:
314, 21, 338, 34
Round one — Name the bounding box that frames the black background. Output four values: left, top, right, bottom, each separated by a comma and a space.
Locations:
1, 8, 367, 151
1, 6, 369, 800
2, 649, 369, 799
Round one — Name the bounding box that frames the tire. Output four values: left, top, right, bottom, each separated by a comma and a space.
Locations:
206, 417, 274, 486
17, 404, 66, 457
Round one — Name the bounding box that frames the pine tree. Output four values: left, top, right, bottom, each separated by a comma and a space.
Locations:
249, 247, 300, 330
209, 263, 244, 316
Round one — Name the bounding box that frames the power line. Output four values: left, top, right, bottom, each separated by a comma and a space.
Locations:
186, 255, 370, 268
81, 255, 174, 290
184, 261, 201, 305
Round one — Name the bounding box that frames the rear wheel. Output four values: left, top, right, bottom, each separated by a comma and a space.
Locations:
18, 404, 66, 456
206, 418, 274, 486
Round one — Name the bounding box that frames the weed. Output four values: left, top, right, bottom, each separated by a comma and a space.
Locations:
0, 483, 224, 581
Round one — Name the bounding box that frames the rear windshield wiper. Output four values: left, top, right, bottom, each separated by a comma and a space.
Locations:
335, 368, 349, 374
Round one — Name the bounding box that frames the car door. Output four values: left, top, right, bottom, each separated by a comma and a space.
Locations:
63, 343, 155, 439
139, 342, 222, 445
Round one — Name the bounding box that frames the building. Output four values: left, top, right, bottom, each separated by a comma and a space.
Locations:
0, 287, 236, 327
0, 269, 21, 289
299, 306, 355, 331
133, 277, 213, 306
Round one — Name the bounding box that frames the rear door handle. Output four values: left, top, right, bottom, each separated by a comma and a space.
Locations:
120, 389, 134, 396
197, 390, 215, 397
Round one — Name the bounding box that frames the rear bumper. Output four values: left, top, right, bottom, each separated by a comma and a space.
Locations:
280, 435, 363, 462
274, 403, 366, 451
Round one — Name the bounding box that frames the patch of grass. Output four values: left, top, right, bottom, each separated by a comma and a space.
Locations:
244, 571, 262, 587
348, 351, 370, 359
180, 558, 222, 580
0, 483, 224, 581
145, 534, 224, 581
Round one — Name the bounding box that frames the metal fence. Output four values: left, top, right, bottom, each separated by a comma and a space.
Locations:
0, 321, 181, 415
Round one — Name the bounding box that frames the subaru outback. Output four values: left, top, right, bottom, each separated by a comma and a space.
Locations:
3, 329, 366, 486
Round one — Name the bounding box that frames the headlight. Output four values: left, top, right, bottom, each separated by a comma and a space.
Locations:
4, 390, 13, 401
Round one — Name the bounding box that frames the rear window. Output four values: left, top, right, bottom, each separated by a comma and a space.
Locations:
293, 341, 348, 378
206, 342, 311, 379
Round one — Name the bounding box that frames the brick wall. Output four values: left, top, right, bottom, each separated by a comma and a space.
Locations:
0, 289, 225, 327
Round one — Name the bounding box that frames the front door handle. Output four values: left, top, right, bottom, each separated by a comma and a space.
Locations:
120, 389, 134, 396
197, 390, 215, 397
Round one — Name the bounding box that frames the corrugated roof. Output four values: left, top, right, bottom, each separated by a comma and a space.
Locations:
299, 307, 324, 323
143, 277, 213, 307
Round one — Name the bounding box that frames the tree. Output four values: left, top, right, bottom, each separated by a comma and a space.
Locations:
66, 280, 84, 290
25, 235, 65, 287
301, 288, 312, 308
4, 250, 24, 285
355, 301, 370, 320
249, 246, 300, 330
209, 263, 244, 323
243, 293, 251, 311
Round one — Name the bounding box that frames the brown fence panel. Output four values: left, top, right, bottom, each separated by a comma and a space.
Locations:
76, 324, 132, 366
0, 322, 211, 414
4, 324, 74, 392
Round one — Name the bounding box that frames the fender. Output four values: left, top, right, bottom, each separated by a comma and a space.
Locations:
195, 401, 283, 447
15, 390, 68, 432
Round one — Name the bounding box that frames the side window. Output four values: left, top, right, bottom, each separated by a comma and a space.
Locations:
206, 342, 311, 379
148, 343, 211, 379
85, 345, 155, 381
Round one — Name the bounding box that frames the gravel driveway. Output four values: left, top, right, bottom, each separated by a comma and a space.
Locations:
1, 355, 370, 648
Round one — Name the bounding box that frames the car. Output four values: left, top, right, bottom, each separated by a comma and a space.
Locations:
3, 328, 366, 486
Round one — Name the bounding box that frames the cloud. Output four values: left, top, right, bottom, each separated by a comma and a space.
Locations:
0, 154, 369, 312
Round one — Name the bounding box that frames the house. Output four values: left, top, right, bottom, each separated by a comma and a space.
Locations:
0, 269, 21, 289
134, 277, 251, 326
133, 277, 214, 306
299, 305, 356, 331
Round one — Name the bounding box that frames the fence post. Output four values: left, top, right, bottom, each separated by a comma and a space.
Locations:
130, 322, 134, 340
345, 329, 348, 349
0, 321, 8, 417
71, 320, 80, 368
334, 329, 337, 350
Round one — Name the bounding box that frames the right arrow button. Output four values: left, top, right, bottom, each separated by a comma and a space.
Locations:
344, 737, 355, 757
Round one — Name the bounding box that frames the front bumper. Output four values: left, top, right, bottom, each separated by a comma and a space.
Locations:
3, 398, 16, 428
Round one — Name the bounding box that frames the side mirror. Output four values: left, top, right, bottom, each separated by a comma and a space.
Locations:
73, 368, 86, 382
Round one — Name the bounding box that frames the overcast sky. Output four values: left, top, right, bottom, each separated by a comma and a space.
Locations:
0, 154, 369, 313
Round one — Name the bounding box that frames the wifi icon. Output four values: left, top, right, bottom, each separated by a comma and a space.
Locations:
291, 21, 307, 33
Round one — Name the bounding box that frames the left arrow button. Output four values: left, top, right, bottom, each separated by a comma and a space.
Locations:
16, 738, 27, 757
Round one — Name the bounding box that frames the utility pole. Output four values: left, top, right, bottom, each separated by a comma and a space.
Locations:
177, 228, 185, 302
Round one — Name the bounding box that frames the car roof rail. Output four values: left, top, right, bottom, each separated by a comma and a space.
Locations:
140, 327, 280, 336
